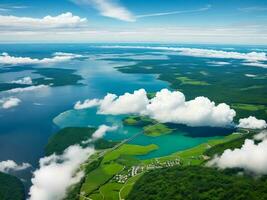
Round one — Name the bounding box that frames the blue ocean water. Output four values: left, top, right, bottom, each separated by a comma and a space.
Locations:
0, 44, 168, 165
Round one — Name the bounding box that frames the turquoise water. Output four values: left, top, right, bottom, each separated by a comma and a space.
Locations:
53, 107, 227, 159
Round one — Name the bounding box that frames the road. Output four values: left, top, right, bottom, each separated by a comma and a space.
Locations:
87, 125, 151, 163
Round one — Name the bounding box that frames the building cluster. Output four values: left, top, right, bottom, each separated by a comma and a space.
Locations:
113, 158, 180, 183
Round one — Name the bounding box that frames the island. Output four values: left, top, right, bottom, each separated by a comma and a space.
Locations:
123, 115, 173, 137
0, 172, 25, 200
143, 124, 173, 137
0, 67, 83, 92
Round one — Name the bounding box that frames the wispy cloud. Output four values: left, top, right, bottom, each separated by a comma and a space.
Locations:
100, 45, 267, 62
239, 6, 267, 12
71, 0, 135, 22
0, 8, 9, 12
71, 1, 210, 22
1, 25, 266, 44
0, 4, 28, 12
137, 5, 211, 19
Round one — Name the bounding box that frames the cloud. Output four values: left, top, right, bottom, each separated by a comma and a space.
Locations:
75, 89, 149, 115
254, 130, 267, 141
177, 48, 267, 61
1, 25, 266, 44
245, 74, 257, 77
207, 61, 231, 66
92, 124, 117, 139
72, 0, 135, 22
0, 7, 9, 12
145, 89, 236, 127
207, 132, 267, 174
242, 61, 267, 68
28, 145, 95, 200
239, 6, 267, 12
6, 85, 49, 93
0, 12, 87, 30
0, 52, 81, 65
0, 160, 31, 173
82, 124, 118, 144
74, 98, 101, 110
11, 76, 33, 85
0, 4, 28, 13
237, 116, 267, 129
98, 89, 149, 115
100, 46, 267, 62
72, 1, 210, 22
137, 5, 211, 18
0, 97, 21, 109
75, 88, 236, 127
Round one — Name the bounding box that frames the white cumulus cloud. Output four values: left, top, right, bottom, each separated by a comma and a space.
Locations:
75, 88, 236, 127
0, 12, 87, 30
0, 97, 21, 109
28, 145, 95, 200
0, 160, 31, 173
145, 89, 236, 127
98, 89, 149, 115
75, 89, 149, 115
92, 124, 117, 139
0, 52, 82, 65
238, 116, 267, 129
74, 98, 101, 110
11, 76, 33, 85
82, 124, 118, 144
72, 0, 135, 22
208, 132, 267, 174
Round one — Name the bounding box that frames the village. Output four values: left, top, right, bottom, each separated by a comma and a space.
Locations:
114, 158, 181, 184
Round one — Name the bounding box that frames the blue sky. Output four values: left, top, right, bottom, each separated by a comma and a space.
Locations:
0, 0, 267, 44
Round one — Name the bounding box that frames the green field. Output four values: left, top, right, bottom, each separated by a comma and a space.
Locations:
231, 103, 266, 111
176, 76, 210, 86
79, 144, 158, 199
81, 163, 124, 195
102, 144, 158, 163
151, 133, 241, 165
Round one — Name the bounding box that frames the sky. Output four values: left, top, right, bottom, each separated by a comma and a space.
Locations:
0, 0, 267, 44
